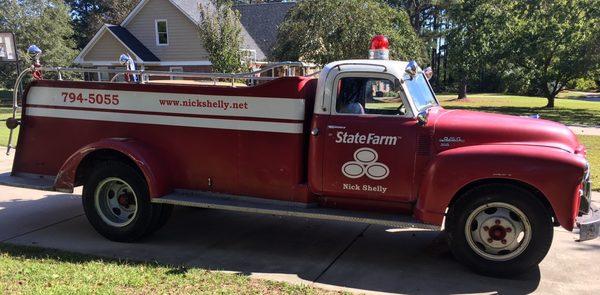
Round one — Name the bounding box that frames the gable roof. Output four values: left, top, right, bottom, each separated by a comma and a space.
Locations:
120, 0, 295, 60
74, 24, 160, 64
121, 0, 206, 27
106, 25, 160, 62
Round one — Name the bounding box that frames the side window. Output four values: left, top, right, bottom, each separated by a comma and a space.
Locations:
335, 77, 405, 116
155, 20, 168, 45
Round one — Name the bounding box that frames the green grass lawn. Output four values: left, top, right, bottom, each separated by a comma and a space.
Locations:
368, 92, 600, 127
0, 108, 18, 148
438, 93, 600, 127
0, 244, 337, 295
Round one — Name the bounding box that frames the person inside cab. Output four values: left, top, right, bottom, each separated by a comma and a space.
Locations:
337, 78, 366, 114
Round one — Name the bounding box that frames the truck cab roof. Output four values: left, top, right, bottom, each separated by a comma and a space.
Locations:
322, 59, 410, 76
315, 59, 427, 117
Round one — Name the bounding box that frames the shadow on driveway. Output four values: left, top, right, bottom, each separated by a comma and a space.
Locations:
0, 195, 544, 294
0, 192, 82, 242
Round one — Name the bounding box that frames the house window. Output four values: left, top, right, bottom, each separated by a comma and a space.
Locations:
155, 19, 168, 45
170, 67, 183, 80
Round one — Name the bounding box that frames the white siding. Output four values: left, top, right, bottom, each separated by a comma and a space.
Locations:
125, 0, 209, 61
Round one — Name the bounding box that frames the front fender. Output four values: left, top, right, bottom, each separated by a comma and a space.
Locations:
54, 138, 171, 198
415, 144, 587, 230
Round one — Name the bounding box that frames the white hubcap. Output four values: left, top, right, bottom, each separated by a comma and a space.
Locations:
94, 177, 138, 227
465, 202, 532, 261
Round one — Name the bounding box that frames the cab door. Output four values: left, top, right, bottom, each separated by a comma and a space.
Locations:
321, 75, 418, 203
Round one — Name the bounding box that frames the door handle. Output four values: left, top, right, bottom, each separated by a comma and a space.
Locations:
311, 128, 319, 136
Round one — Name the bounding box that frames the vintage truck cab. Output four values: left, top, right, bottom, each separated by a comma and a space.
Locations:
2, 38, 598, 276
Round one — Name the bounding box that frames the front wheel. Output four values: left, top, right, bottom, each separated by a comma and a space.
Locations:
446, 184, 554, 276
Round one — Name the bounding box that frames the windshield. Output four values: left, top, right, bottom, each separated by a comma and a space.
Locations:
404, 73, 438, 112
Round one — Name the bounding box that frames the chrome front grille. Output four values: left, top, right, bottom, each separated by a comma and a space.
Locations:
579, 167, 592, 215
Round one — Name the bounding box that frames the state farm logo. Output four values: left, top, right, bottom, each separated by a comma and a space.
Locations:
341, 148, 390, 180
335, 131, 398, 145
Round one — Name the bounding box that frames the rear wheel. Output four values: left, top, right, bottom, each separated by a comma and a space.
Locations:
446, 184, 554, 276
83, 161, 155, 242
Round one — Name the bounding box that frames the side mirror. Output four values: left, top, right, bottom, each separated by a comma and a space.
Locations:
405, 60, 418, 78
416, 110, 428, 126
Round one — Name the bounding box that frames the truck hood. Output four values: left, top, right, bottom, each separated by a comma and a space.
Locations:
428, 107, 584, 154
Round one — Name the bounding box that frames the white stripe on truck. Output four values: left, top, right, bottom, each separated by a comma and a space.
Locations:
27, 107, 305, 134
26, 86, 306, 120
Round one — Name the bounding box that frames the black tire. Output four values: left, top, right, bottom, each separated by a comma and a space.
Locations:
156, 204, 174, 229
446, 184, 554, 277
145, 203, 173, 235
82, 161, 154, 242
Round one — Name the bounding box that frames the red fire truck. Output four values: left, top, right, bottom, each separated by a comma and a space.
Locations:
2, 37, 598, 276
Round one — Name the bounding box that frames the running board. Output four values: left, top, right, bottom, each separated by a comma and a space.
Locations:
0, 172, 55, 191
153, 191, 440, 230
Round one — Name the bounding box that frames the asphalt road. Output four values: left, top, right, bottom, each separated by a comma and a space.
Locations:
0, 155, 599, 295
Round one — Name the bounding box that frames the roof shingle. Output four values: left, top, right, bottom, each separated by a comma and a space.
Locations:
234, 2, 296, 60
170, 0, 295, 60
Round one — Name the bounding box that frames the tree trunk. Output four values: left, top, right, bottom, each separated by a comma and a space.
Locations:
545, 83, 562, 108
545, 96, 555, 108
458, 79, 468, 100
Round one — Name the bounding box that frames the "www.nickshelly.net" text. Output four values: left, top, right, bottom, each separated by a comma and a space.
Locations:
159, 98, 249, 110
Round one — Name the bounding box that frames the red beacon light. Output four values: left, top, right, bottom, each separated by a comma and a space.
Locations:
369, 35, 389, 60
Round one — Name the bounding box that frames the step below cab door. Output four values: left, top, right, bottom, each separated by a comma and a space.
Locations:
316, 73, 418, 203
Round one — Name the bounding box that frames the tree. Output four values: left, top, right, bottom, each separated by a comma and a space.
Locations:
385, 1, 450, 38
385, 1, 451, 89
447, 0, 600, 105
502, 0, 600, 107
272, 0, 426, 65
446, 0, 510, 99
66, 0, 139, 49
198, 0, 243, 73
0, 0, 77, 88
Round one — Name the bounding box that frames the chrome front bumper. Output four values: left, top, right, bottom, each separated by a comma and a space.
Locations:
579, 174, 592, 215
577, 203, 600, 242
575, 160, 597, 241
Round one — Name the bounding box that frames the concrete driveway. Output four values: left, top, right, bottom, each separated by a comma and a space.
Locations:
0, 156, 599, 294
